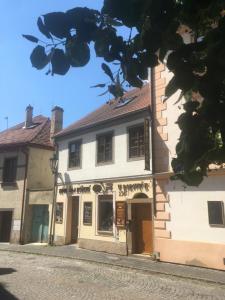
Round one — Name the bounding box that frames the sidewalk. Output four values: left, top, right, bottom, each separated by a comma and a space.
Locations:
0, 243, 224, 285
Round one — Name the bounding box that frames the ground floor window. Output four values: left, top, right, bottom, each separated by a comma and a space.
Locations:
56, 203, 63, 224
208, 201, 225, 227
98, 195, 113, 233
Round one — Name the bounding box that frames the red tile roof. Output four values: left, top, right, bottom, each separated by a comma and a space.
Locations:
0, 115, 53, 149
56, 84, 150, 138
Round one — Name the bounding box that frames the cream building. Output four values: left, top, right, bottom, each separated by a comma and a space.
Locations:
0, 105, 63, 244
54, 86, 153, 255
151, 64, 225, 270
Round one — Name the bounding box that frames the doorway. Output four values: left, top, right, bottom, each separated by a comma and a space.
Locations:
71, 196, 79, 243
31, 205, 49, 243
131, 203, 153, 254
0, 211, 13, 242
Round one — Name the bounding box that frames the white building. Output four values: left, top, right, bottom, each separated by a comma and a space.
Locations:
54, 86, 154, 255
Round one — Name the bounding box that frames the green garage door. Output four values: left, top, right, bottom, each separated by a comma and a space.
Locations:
31, 205, 49, 243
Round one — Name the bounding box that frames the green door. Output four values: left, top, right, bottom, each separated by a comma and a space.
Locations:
32, 205, 49, 243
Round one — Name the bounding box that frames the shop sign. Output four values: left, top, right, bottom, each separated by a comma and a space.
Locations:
59, 185, 91, 195
92, 183, 113, 194
116, 201, 126, 228
83, 202, 92, 225
118, 182, 149, 196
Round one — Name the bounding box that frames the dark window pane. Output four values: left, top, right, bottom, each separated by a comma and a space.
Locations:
129, 125, 144, 158
3, 157, 17, 183
69, 140, 81, 168
83, 202, 92, 225
98, 195, 113, 232
208, 201, 224, 226
56, 203, 63, 224
97, 133, 112, 163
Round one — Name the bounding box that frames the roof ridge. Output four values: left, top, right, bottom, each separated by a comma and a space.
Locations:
30, 118, 50, 143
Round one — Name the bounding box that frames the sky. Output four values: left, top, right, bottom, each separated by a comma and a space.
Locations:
0, 0, 120, 131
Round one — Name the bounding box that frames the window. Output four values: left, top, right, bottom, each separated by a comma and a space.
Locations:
208, 201, 225, 227
97, 132, 113, 164
55, 203, 63, 224
83, 202, 92, 225
128, 125, 144, 159
98, 195, 113, 233
3, 157, 17, 183
68, 140, 82, 168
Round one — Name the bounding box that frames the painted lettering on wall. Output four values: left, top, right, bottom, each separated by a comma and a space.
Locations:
59, 185, 91, 195
118, 182, 149, 196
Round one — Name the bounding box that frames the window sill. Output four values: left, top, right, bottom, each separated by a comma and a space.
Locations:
96, 161, 114, 167
97, 231, 113, 236
1, 182, 17, 187
127, 156, 145, 162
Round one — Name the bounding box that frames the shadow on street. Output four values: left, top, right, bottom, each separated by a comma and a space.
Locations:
0, 268, 18, 299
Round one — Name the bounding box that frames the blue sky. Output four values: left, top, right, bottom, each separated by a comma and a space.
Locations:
0, 0, 120, 131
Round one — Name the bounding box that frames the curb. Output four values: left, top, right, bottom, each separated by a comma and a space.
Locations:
0, 248, 225, 286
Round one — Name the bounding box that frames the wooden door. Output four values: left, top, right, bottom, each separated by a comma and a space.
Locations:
31, 205, 49, 243
132, 203, 152, 254
0, 211, 12, 242
71, 197, 79, 243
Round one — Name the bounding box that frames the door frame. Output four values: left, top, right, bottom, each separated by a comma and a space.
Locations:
126, 198, 153, 255
70, 196, 80, 244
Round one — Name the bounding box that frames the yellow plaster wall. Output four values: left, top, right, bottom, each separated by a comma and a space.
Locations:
55, 178, 153, 244
27, 147, 54, 190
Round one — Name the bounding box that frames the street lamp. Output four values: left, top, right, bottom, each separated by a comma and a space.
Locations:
50, 153, 58, 175
49, 153, 59, 245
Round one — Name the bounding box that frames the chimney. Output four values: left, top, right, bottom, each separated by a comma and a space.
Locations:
25, 105, 33, 128
51, 106, 64, 139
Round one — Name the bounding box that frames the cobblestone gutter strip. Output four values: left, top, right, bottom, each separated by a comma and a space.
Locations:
0, 245, 224, 286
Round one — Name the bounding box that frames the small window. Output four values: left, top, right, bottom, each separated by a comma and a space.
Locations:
98, 195, 113, 233
97, 133, 113, 164
55, 203, 63, 224
68, 140, 82, 168
3, 157, 17, 183
208, 201, 225, 227
128, 125, 144, 159
83, 202, 92, 225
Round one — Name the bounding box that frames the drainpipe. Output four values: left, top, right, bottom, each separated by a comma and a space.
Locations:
20, 147, 29, 244
49, 142, 59, 246
149, 67, 159, 260
150, 68, 157, 216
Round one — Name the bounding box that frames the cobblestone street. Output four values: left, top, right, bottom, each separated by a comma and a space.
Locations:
0, 251, 225, 300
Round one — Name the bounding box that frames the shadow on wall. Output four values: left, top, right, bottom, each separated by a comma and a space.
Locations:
0, 268, 18, 300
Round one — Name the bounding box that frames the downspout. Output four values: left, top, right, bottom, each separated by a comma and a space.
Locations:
150, 68, 156, 216
49, 142, 59, 245
20, 147, 29, 244
149, 67, 159, 260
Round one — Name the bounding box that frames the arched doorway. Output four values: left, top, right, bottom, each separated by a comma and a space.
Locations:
130, 193, 153, 254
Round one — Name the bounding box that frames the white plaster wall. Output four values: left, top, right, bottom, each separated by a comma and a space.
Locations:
162, 68, 183, 170
166, 175, 225, 244
57, 118, 151, 183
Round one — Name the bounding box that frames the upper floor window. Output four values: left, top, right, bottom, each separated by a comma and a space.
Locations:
128, 125, 144, 159
97, 132, 113, 164
208, 201, 225, 227
3, 157, 17, 183
68, 140, 82, 169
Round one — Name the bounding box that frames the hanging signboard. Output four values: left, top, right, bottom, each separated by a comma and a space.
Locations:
116, 201, 126, 228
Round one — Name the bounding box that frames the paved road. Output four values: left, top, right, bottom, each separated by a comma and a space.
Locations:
0, 252, 225, 300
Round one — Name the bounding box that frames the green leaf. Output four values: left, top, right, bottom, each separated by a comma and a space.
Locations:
43, 12, 70, 39
22, 35, 39, 43
66, 37, 90, 67
165, 76, 179, 99
51, 49, 70, 75
37, 17, 51, 39
102, 63, 114, 82
91, 84, 106, 88
30, 45, 49, 70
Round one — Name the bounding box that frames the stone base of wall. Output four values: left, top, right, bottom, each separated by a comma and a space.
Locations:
10, 230, 20, 244
78, 238, 127, 256
54, 235, 66, 246
155, 238, 225, 270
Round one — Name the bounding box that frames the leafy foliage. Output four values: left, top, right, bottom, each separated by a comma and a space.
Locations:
24, 0, 225, 185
